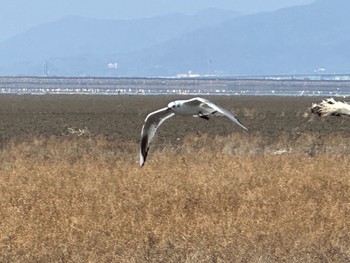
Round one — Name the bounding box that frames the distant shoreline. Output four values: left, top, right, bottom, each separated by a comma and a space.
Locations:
0, 76, 350, 96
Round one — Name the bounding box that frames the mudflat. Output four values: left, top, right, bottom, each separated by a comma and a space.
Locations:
0, 94, 349, 144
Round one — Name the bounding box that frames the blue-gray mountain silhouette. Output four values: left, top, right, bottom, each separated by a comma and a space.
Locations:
0, 0, 349, 76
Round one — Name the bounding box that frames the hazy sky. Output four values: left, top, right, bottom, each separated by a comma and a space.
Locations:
1, 0, 316, 42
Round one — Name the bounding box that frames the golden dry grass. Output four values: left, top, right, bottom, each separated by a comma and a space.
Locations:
0, 134, 350, 262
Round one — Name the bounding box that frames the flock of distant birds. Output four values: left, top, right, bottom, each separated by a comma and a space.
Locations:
140, 97, 350, 166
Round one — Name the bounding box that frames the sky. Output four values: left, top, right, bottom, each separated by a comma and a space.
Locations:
1, 0, 316, 42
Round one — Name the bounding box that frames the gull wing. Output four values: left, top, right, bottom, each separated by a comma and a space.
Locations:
140, 107, 175, 166
193, 97, 248, 131
183, 97, 203, 107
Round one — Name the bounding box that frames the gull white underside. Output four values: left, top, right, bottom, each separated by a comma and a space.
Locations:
140, 97, 247, 166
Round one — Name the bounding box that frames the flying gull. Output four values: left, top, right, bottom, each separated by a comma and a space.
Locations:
140, 97, 248, 166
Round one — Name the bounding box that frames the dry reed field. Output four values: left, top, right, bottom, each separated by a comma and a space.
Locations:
0, 95, 350, 262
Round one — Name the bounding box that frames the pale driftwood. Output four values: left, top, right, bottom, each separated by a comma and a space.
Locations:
65, 127, 90, 136
311, 98, 350, 117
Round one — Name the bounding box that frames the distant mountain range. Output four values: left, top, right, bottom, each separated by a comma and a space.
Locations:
1, 0, 350, 77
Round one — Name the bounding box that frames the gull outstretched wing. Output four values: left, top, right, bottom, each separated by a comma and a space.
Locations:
192, 97, 248, 131
140, 107, 175, 166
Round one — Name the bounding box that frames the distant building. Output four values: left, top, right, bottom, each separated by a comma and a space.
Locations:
176, 70, 200, 78
107, 62, 118, 69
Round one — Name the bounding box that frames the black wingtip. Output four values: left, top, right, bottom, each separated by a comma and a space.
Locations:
140, 146, 149, 167
140, 154, 147, 167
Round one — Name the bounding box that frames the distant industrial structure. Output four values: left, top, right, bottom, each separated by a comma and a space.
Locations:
42, 61, 49, 76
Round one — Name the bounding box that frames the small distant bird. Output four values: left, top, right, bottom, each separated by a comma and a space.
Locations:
140, 97, 248, 166
311, 98, 350, 116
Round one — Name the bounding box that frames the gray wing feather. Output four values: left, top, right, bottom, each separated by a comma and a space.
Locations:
184, 97, 203, 107
194, 98, 248, 131
140, 107, 175, 166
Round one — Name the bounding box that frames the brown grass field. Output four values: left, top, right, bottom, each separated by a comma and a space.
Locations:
0, 94, 350, 262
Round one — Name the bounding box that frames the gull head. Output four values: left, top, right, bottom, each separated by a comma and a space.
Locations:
167, 101, 180, 110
